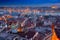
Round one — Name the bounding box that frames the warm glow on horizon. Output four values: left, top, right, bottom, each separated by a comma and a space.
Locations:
51, 5, 57, 9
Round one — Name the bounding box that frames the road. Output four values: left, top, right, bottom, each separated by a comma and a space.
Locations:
43, 33, 52, 40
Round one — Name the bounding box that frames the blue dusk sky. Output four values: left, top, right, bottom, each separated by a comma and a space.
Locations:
0, 0, 60, 6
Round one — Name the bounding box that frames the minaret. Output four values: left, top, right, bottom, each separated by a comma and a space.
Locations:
51, 24, 59, 40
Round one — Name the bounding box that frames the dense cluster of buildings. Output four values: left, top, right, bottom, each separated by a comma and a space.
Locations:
0, 7, 60, 40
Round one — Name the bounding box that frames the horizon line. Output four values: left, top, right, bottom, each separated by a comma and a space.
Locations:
0, 3, 60, 7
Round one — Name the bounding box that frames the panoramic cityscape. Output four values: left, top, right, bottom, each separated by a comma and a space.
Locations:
0, 0, 60, 40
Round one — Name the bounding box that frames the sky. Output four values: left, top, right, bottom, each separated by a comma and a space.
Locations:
0, 0, 60, 6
